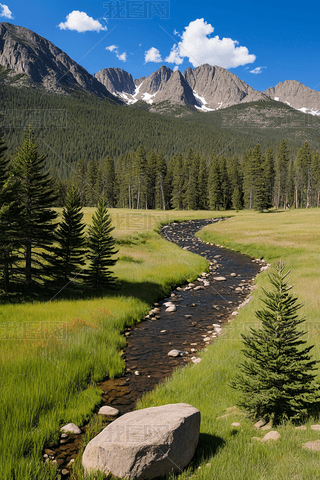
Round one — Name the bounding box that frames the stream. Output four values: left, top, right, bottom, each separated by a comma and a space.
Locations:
46, 218, 263, 477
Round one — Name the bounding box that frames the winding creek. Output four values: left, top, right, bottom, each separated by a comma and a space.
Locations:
46, 218, 263, 476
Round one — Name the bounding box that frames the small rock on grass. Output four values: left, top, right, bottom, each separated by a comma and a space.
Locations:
303, 439, 320, 451
311, 425, 320, 430
98, 406, 119, 416
60, 423, 81, 434
254, 419, 266, 429
295, 426, 307, 430
231, 422, 241, 427
61, 470, 69, 476
261, 423, 272, 431
192, 358, 201, 364
261, 431, 280, 442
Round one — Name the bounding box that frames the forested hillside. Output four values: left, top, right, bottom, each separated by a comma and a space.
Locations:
0, 84, 251, 177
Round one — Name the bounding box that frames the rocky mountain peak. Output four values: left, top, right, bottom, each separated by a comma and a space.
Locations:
0, 22, 120, 101
264, 81, 320, 115
94, 68, 135, 94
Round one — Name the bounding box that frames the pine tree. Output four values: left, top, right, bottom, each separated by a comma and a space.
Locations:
52, 187, 87, 283
230, 260, 320, 424
208, 161, 223, 210
87, 199, 118, 289
86, 159, 99, 206
184, 149, 199, 210
100, 156, 115, 208
155, 153, 167, 210
74, 158, 87, 206
274, 140, 290, 209
198, 156, 209, 210
146, 150, 157, 209
12, 126, 57, 285
0, 137, 22, 292
133, 144, 147, 209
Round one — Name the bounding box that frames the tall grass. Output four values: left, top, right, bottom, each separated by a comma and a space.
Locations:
138, 208, 320, 480
0, 209, 213, 480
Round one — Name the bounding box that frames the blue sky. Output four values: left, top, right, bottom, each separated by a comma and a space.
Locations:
1, 0, 320, 92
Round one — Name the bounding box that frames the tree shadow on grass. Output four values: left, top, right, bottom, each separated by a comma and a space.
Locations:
0, 278, 167, 308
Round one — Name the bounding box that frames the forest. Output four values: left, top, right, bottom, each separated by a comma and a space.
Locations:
63, 139, 320, 212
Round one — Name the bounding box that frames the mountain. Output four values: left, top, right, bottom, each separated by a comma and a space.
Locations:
183, 64, 269, 110
94, 67, 135, 96
94, 63, 270, 112
2, 21, 320, 119
0, 22, 120, 102
264, 80, 320, 115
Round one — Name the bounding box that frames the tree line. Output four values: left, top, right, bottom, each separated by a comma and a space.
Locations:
60, 139, 320, 211
0, 128, 117, 293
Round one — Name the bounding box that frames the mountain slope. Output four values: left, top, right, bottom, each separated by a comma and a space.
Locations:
265, 80, 320, 115
0, 22, 120, 101
183, 64, 270, 111
94, 67, 136, 96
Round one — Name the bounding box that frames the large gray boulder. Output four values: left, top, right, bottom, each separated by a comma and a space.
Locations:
82, 403, 200, 479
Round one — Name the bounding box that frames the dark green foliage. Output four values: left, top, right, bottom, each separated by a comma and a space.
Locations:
52, 187, 87, 283
274, 140, 290, 209
208, 161, 223, 210
87, 199, 118, 289
0, 137, 22, 292
100, 156, 116, 208
231, 261, 320, 424
12, 126, 57, 284
155, 153, 167, 210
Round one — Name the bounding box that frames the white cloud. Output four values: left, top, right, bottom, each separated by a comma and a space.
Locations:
58, 11, 107, 32
165, 44, 183, 65
166, 18, 256, 69
106, 45, 118, 52
250, 66, 266, 74
0, 3, 13, 18
106, 45, 126, 62
173, 29, 180, 36
144, 47, 162, 63
117, 52, 127, 62
173, 66, 179, 72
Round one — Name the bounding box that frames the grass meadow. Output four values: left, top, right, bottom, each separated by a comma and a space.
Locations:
0, 209, 214, 480
3, 207, 320, 480
138, 208, 320, 480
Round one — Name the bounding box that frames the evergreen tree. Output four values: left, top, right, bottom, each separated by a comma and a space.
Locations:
170, 153, 185, 209
230, 260, 320, 424
294, 142, 312, 208
263, 149, 275, 209
146, 150, 157, 209
86, 159, 99, 206
208, 161, 223, 210
0, 138, 22, 292
274, 140, 290, 209
155, 153, 167, 210
133, 144, 147, 209
52, 187, 87, 283
185, 149, 199, 210
198, 156, 209, 210
219, 157, 231, 210
74, 158, 87, 206
100, 156, 115, 208
12, 126, 57, 285
87, 199, 118, 289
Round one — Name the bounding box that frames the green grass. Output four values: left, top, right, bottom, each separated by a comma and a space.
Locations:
0, 208, 215, 480
136, 208, 320, 480
5, 207, 320, 480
